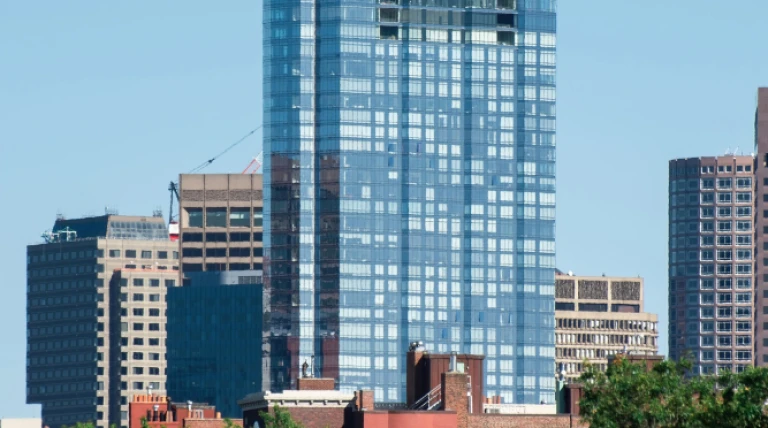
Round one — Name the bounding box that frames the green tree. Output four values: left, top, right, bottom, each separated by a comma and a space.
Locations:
259, 405, 304, 428
224, 418, 242, 428
579, 356, 768, 428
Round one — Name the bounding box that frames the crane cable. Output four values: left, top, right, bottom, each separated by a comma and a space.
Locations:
188, 125, 263, 173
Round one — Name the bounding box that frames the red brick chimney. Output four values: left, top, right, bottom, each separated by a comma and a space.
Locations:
441, 372, 469, 428
355, 390, 375, 411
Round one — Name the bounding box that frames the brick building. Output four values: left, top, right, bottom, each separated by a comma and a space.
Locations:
239, 349, 585, 428
128, 394, 241, 428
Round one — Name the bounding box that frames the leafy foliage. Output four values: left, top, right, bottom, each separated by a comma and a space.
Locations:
578, 356, 768, 428
224, 418, 242, 428
259, 405, 304, 428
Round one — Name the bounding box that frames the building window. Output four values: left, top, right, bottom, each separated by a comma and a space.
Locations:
133, 308, 144, 316
133, 293, 144, 301
133, 323, 144, 331
183, 233, 203, 243
149, 309, 160, 317
125, 250, 137, 258
230, 248, 251, 257
165, 279, 175, 287
230, 208, 251, 227
206, 232, 227, 242
133, 278, 144, 286
109, 250, 121, 258
133, 382, 144, 390
206, 208, 227, 227
150, 279, 160, 287
132, 352, 144, 360
157, 251, 168, 259
253, 207, 264, 227
717, 178, 732, 189
182, 248, 203, 258
149, 294, 160, 302
206, 248, 227, 258
736, 321, 751, 332
230, 232, 251, 242
186, 208, 203, 228
141, 251, 152, 259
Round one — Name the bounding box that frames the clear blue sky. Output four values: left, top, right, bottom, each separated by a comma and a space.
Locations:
1, 0, 767, 418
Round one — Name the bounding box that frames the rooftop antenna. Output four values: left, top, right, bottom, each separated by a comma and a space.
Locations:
725, 146, 731, 156
152, 207, 163, 218
734, 146, 740, 156
55, 211, 65, 221
105, 206, 119, 215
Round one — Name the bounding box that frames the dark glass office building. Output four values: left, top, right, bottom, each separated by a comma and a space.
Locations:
166, 271, 264, 417
264, 0, 557, 404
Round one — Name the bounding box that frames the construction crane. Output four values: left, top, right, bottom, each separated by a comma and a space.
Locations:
168, 181, 180, 241
241, 151, 264, 174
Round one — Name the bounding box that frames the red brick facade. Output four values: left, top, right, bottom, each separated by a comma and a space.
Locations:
263, 406, 348, 428
356, 390, 375, 411
468, 414, 584, 428
441, 372, 469, 428
296, 378, 336, 391
185, 420, 244, 428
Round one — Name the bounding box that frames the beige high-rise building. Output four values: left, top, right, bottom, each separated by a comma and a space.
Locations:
555, 272, 659, 381
26, 214, 178, 428
177, 174, 263, 281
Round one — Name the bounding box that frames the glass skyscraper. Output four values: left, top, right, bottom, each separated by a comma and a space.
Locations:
263, 0, 557, 404
166, 271, 264, 418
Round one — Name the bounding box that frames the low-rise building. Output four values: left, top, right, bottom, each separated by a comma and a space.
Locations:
239, 347, 584, 428
555, 271, 659, 381
0, 418, 42, 428
128, 395, 240, 428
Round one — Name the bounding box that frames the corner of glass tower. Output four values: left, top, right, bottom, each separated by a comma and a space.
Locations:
263, 0, 557, 405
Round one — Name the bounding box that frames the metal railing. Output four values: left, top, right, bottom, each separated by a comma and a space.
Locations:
410, 384, 442, 410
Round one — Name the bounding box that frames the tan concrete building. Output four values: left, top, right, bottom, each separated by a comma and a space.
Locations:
27, 214, 178, 428
554, 272, 659, 381
177, 174, 263, 281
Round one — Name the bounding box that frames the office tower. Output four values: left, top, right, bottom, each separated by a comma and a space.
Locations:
264, 0, 557, 404
554, 271, 659, 381
668, 156, 755, 375
755, 88, 768, 366
166, 270, 264, 418
26, 214, 179, 428
170, 174, 265, 415
177, 174, 264, 280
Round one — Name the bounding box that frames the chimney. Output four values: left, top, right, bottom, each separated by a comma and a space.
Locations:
442, 371, 469, 428
406, 342, 427, 407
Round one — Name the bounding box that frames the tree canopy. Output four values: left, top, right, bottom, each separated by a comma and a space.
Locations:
578, 356, 768, 428
259, 405, 304, 428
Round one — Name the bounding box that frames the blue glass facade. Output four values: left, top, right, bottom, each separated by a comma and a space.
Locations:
264, 0, 556, 404
166, 271, 264, 417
